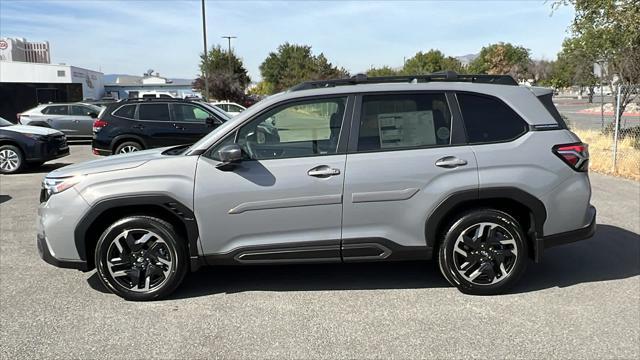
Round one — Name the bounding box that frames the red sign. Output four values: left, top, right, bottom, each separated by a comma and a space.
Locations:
0, 40, 8, 50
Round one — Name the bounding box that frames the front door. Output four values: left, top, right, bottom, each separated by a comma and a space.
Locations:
170, 103, 218, 143
194, 96, 351, 263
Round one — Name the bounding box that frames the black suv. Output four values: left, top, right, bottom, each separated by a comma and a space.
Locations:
92, 98, 229, 155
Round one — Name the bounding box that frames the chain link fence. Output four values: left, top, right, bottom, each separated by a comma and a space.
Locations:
557, 84, 640, 181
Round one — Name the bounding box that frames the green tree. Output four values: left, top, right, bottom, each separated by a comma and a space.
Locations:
194, 45, 251, 101
259, 43, 349, 93
468, 42, 531, 80
554, 0, 640, 121
366, 66, 400, 77
557, 37, 599, 102
402, 49, 464, 75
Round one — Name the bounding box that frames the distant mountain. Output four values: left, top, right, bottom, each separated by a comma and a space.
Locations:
456, 54, 478, 66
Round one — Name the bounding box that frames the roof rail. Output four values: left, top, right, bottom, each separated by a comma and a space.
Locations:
289, 71, 518, 91
123, 97, 197, 102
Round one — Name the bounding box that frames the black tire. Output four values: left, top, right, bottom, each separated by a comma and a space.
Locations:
0, 145, 24, 174
94, 216, 188, 301
114, 141, 143, 155
438, 209, 528, 295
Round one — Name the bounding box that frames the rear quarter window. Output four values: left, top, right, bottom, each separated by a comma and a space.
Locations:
113, 104, 136, 119
457, 93, 528, 143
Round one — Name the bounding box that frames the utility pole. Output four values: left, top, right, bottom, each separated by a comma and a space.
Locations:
221, 35, 237, 72
201, 0, 209, 100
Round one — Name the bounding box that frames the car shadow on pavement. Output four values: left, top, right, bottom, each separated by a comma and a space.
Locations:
512, 224, 639, 293
20, 162, 71, 174
0, 195, 11, 205
86, 224, 639, 299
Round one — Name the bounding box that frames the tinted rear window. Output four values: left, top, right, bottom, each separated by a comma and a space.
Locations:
457, 93, 528, 143
114, 104, 136, 119
138, 104, 170, 121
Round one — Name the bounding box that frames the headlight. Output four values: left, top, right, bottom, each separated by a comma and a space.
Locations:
42, 175, 85, 196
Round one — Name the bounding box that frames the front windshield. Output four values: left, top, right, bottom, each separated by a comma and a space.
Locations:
0, 117, 13, 127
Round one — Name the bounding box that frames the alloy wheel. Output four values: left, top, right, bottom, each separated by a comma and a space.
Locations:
452, 222, 518, 285
0, 149, 20, 172
118, 145, 139, 154
106, 229, 175, 292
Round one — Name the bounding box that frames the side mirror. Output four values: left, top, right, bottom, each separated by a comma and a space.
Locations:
206, 117, 223, 127
88, 112, 98, 119
215, 144, 242, 171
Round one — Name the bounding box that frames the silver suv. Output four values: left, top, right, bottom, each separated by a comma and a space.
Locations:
19, 103, 101, 139
37, 73, 596, 301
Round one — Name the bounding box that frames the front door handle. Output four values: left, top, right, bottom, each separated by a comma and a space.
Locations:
435, 156, 468, 168
308, 165, 341, 178
173, 123, 185, 130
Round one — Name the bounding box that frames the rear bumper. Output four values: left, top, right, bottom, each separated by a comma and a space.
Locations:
37, 233, 89, 271
535, 206, 596, 261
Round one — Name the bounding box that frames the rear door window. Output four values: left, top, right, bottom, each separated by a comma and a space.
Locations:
457, 93, 528, 143
357, 93, 452, 151
43, 105, 69, 115
138, 103, 170, 121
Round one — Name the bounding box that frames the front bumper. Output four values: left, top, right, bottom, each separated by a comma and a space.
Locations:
26, 135, 69, 162
37, 233, 88, 271
535, 205, 596, 261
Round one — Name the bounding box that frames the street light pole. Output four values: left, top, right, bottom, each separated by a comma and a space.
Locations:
201, 0, 209, 100
221, 35, 237, 72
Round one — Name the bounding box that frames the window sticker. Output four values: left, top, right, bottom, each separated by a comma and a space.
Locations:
377, 110, 435, 148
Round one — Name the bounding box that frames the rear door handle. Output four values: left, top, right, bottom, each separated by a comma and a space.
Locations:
435, 156, 468, 168
173, 123, 185, 130
133, 124, 144, 129
308, 165, 341, 178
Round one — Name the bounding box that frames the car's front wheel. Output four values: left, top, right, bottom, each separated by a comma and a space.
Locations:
0, 145, 24, 174
438, 209, 528, 295
95, 216, 188, 301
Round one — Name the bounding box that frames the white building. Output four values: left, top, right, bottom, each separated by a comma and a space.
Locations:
0, 37, 51, 64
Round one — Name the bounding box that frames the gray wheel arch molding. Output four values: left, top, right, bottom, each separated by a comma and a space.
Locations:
425, 187, 547, 261
74, 194, 202, 271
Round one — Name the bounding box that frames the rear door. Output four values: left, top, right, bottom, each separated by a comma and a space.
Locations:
341, 92, 478, 260
41, 105, 73, 135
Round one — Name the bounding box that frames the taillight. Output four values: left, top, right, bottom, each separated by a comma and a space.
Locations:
553, 142, 589, 172
93, 119, 108, 133
16, 113, 21, 122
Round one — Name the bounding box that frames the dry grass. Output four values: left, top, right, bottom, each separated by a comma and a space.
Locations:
573, 129, 640, 181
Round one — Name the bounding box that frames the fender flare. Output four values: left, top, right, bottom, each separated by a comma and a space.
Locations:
74, 194, 201, 270
425, 187, 547, 251
110, 134, 147, 152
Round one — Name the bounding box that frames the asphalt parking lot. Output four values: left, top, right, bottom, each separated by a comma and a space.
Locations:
1, 145, 639, 359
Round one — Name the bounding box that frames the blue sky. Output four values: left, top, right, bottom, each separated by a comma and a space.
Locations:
0, 0, 575, 81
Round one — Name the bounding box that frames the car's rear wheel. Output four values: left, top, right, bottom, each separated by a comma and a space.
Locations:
438, 209, 528, 295
94, 216, 188, 301
0, 145, 24, 174
115, 141, 143, 154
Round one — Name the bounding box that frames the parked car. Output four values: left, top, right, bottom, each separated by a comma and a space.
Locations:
38, 72, 595, 301
91, 98, 231, 155
210, 101, 247, 116
18, 103, 102, 139
0, 116, 68, 174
